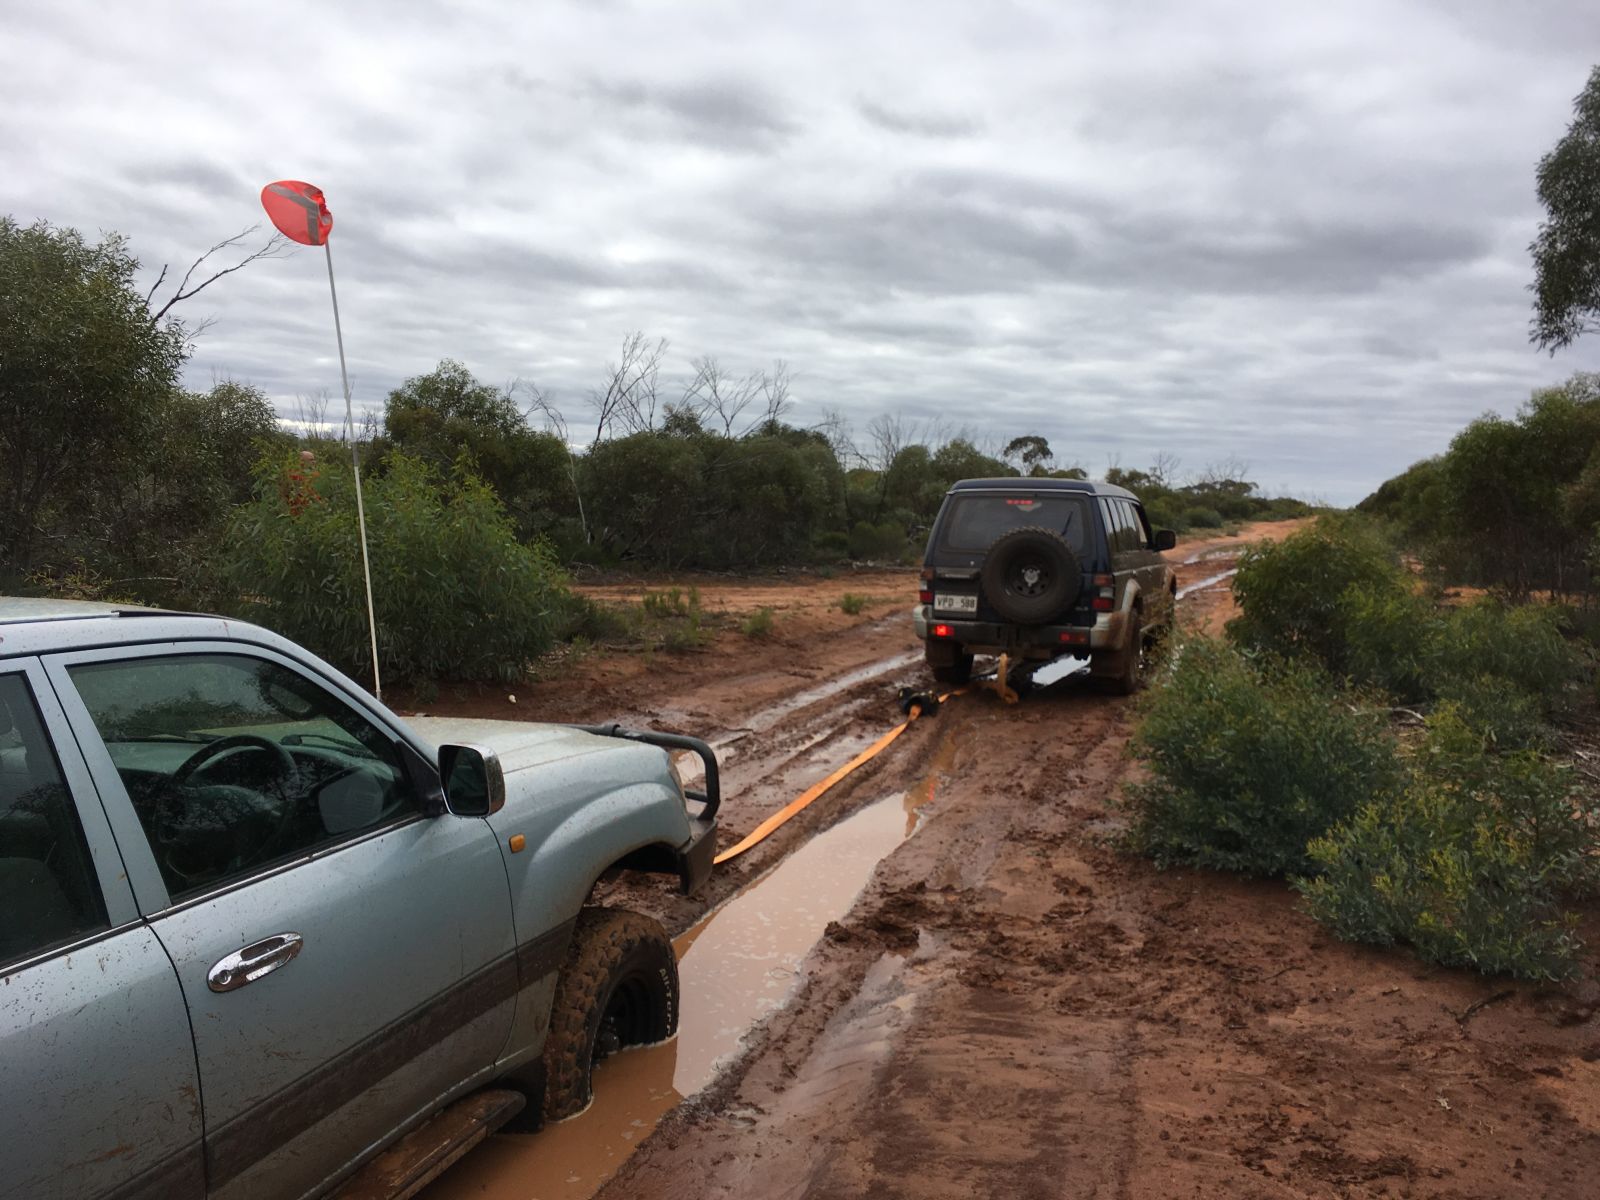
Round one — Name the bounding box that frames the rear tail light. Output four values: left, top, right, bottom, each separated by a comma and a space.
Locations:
932, 623, 954, 638
1092, 573, 1114, 612
1059, 630, 1089, 645
919, 589, 934, 604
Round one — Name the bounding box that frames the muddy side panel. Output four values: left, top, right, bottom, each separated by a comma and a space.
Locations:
0, 925, 203, 1200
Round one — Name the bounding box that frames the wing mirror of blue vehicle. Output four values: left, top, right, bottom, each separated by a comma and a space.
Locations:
438, 743, 507, 817
1153, 529, 1177, 551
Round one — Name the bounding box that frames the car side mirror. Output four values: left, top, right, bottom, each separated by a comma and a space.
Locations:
438, 743, 506, 817
1153, 529, 1177, 551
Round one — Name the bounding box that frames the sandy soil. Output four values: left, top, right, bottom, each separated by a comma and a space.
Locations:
411, 519, 1600, 1199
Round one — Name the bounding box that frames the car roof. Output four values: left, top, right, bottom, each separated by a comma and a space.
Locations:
0, 596, 295, 663
947, 477, 1138, 500
0, 597, 161, 624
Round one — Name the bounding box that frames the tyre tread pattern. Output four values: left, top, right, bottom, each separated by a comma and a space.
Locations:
541, 906, 678, 1121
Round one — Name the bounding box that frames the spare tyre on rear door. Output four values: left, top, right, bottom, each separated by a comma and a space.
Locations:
979, 526, 1082, 623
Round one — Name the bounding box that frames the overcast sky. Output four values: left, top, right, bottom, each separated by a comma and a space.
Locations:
5, 0, 1599, 504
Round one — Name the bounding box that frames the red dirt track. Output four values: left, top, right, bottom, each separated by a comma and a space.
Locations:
411, 521, 1600, 1200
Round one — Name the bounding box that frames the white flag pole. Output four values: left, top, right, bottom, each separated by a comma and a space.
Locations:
322, 239, 382, 700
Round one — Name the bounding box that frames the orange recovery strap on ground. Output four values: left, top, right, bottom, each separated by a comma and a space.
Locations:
712, 687, 962, 866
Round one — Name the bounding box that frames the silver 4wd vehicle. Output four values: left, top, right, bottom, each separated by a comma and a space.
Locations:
0, 598, 718, 1200
913, 478, 1178, 693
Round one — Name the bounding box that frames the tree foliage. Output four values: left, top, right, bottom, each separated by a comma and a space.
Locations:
0, 218, 189, 572
1531, 65, 1600, 351
220, 451, 571, 683
1360, 373, 1600, 599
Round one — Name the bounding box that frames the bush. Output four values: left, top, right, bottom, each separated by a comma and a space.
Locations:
848, 520, 907, 562
1124, 639, 1402, 876
1430, 597, 1580, 701
220, 451, 570, 683
839, 592, 868, 615
740, 606, 775, 638
1181, 506, 1224, 529
1227, 517, 1414, 679
1298, 708, 1598, 980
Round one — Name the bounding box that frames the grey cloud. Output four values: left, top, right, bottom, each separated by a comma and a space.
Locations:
586, 78, 797, 151
4, 0, 1600, 506
857, 99, 981, 138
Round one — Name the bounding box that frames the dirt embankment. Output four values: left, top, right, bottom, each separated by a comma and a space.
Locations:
416, 518, 1600, 1199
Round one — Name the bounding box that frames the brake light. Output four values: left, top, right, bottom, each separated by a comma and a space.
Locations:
919, 590, 934, 604
1059, 630, 1089, 645
932, 623, 954, 638
1092, 572, 1114, 612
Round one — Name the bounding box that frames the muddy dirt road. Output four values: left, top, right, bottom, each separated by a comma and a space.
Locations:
413, 520, 1600, 1200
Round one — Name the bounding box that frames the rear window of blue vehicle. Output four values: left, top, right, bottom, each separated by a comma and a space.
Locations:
939, 495, 1093, 554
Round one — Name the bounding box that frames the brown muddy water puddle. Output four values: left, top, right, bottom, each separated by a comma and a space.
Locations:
1176, 567, 1238, 600
423, 789, 926, 1200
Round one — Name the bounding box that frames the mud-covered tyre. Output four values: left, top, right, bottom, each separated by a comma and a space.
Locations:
1098, 610, 1144, 696
542, 907, 678, 1122
924, 640, 974, 685
979, 526, 1082, 624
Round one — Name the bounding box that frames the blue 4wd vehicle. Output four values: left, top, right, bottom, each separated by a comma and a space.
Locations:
913, 478, 1178, 694
0, 598, 718, 1200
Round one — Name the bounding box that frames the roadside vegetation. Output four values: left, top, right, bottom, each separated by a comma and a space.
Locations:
1127, 513, 1598, 981
4, 215, 1307, 682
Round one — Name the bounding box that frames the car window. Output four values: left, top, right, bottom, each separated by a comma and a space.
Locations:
1122, 501, 1148, 549
1099, 498, 1127, 553
0, 674, 108, 966
1131, 503, 1152, 548
68, 654, 418, 901
940, 495, 1092, 554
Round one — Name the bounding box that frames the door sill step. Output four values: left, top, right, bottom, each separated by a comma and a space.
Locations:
336, 1088, 525, 1200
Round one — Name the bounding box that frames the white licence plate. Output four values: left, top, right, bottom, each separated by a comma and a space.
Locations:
935, 593, 978, 614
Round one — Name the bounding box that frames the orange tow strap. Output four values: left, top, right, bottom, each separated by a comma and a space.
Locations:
712, 687, 962, 865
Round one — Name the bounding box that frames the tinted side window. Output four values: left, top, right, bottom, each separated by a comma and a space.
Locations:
1124, 502, 1149, 549
69, 654, 418, 901
1102, 499, 1133, 554
0, 674, 108, 966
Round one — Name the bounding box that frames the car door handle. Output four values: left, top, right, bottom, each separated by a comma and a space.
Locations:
207, 932, 304, 993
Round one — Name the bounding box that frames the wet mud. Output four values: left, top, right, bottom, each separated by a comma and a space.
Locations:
412, 520, 1600, 1199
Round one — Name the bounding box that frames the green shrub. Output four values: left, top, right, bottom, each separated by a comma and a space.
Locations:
740, 606, 775, 638
1227, 517, 1413, 679
1430, 597, 1580, 703
813, 531, 850, 562
1124, 639, 1402, 876
1337, 580, 1437, 702
221, 451, 569, 683
1181, 506, 1224, 529
847, 520, 906, 562
839, 592, 868, 615
1298, 708, 1598, 980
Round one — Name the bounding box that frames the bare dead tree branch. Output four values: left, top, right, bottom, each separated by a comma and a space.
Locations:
588, 332, 668, 440
757, 359, 793, 431
520, 380, 590, 545
148, 225, 292, 323
143, 264, 168, 309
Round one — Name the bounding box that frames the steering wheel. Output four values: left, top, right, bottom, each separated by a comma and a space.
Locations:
160, 735, 302, 882
175, 734, 296, 787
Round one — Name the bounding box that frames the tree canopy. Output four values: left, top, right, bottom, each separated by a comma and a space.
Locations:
1531, 66, 1600, 352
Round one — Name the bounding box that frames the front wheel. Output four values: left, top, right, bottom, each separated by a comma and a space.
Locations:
541, 907, 679, 1121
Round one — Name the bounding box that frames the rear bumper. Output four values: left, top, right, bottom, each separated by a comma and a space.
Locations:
911, 605, 1126, 655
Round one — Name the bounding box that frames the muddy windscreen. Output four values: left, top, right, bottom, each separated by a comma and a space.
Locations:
939, 494, 1093, 554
